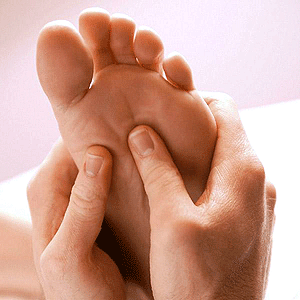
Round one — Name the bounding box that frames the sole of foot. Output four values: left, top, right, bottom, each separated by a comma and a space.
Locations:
36, 7, 217, 295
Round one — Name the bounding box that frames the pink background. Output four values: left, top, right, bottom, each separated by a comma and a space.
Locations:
1, 0, 299, 182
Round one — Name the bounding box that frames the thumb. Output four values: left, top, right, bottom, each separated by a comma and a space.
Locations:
128, 126, 192, 223
54, 145, 112, 255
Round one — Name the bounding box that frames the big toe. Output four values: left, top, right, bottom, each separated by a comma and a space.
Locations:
37, 20, 93, 110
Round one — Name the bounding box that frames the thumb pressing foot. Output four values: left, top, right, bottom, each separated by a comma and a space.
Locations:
28, 141, 125, 299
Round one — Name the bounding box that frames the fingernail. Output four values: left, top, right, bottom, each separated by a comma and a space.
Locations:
130, 128, 154, 157
85, 154, 104, 177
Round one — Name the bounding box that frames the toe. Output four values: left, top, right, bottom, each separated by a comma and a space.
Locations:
134, 26, 164, 73
110, 13, 137, 65
79, 7, 114, 73
36, 21, 93, 110
163, 52, 195, 91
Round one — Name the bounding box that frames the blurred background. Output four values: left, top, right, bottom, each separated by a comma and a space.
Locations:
0, 0, 299, 181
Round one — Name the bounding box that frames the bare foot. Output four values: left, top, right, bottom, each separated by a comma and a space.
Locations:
36, 8, 217, 295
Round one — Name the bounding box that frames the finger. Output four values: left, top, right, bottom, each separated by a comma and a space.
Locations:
198, 92, 262, 188
266, 180, 277, 202
52, 146, 112, 255
27, 138, 77, 260
197, 92, 266, 218
128, 125, 192, 225
200, 92, 252, 162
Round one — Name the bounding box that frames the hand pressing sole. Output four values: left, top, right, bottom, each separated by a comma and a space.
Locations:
36, 7, 217, 295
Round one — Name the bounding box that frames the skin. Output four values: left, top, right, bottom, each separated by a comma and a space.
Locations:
27, 141, 127, 299
128, 97, 276, 299
36, 8, 217, 293
0, 216, 42, 299
28, 7, 276, 298
27, 93, 276, 299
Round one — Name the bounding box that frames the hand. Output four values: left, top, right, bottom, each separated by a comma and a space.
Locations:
27, 138, 126, 299
128, 93, 276, 299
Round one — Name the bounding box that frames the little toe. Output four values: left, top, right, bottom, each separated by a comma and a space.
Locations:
163, 52, 196, 91
36, 20, 93, 110
79, 7, 114, 73
110, 13, 137, 65
134, 26, 164, 73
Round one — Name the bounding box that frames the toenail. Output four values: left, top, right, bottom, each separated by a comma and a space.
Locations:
129, 128, 154, 157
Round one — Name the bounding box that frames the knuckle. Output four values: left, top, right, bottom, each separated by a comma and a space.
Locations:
267, 198, 276, 220
144, 159, 165, 182
233, 156, 267, 221
71, 183, 106, 218
203, 91, 234, 105
266, 181, 277, 215
266, 180, 277, 200
26, 177, 36, 200
247, 159, 265, 181
72, 183, 97, 202
152, 212, 200, 244
215, 92, 234, 103
151, 204, 183, 230
26, 172, 41, 206
216, 92, 236, 109
26, 161, 62, 206
241, 155, 266, 186
39, 250, 69, 281
144, 159, 181, 194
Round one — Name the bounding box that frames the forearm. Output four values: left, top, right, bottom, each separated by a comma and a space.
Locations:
0, 214, 43, 299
